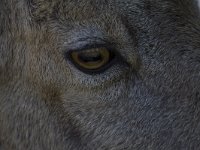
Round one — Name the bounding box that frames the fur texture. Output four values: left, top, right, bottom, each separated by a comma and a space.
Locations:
198, 0, 200, 10
1, 0, 200, 149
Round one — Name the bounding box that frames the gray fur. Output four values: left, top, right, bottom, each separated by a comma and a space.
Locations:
1, 0, 200, 149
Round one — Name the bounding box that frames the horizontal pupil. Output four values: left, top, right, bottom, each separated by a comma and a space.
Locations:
78, 53, 102, 63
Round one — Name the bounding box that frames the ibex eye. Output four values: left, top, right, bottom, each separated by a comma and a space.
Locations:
67, 47, 116, 74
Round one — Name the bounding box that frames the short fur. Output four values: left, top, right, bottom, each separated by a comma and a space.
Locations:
1, 0, 200, 149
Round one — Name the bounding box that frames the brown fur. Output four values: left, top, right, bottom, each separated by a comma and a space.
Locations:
1, 0, 200, 149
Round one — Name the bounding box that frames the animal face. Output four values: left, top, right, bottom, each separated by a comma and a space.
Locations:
0, 0, 200, 149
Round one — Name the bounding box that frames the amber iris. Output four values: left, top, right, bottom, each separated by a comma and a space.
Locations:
70, 48, 111, 71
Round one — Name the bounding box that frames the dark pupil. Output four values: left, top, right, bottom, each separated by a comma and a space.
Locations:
78, 52, 103, 63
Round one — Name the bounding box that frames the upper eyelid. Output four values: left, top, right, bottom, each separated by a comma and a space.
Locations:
63, 37, 115, 52
64, 36, 108, 46
55, 23, 117, 52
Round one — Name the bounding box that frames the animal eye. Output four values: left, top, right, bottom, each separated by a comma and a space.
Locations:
68, 47, 116, 74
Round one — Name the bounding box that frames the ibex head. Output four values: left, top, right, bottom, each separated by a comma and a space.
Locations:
0, 0, 200, 149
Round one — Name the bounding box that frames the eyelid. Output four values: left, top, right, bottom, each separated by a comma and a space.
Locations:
63, 36, 114, 52
68, 44, 116, 54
